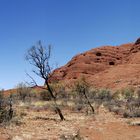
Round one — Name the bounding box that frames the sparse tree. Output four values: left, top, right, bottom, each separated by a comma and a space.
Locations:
74, 77, 95, 114
26, 41, 65, 120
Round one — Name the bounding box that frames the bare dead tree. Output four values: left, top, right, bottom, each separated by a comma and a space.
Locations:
26, 41, 65, 120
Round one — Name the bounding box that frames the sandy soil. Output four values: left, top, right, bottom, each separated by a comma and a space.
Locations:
0, 106, 140, 140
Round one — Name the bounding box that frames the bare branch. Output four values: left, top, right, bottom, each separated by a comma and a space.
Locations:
25, 42, 52, 80
26, 72, 38, 86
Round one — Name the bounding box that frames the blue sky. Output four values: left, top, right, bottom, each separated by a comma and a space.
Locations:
0, 0, 140, 89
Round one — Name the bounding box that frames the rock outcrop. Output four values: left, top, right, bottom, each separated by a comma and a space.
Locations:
49, 38, 140, 89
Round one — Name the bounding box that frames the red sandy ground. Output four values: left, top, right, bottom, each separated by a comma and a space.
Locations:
0, 106, 140, 140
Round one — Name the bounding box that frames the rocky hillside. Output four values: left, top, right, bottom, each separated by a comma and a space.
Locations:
49, 38, 140, 89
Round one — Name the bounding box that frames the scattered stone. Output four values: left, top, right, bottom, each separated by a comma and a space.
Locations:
130, 121, 140, 126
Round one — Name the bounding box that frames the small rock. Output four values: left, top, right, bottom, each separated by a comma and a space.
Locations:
12, 136, 23, 140
130, 121, 140, 126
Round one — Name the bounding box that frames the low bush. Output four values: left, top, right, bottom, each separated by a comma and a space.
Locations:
39, 90, 51, 101
16, 82, 32, 102
96, 89, 112, 101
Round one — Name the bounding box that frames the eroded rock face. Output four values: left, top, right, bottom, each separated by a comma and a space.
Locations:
49, 38, 140, 89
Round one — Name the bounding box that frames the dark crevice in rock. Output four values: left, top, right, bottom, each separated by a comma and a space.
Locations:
109, 61, 115, 65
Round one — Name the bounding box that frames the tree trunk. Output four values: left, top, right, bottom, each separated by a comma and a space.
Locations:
83, 89, 95, 114
55, 107, 65, 121
45, 81, 65, 121
46, 81, 56, 99
8, 98, 13, 120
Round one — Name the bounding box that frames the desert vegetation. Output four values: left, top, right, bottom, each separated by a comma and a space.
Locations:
1, 78, 140, 139
0, 90, 13, 124
1, 78, 140, 122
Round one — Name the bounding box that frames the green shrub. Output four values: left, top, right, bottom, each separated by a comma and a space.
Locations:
121, 88, 134, 101
96, 89, 112, 101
